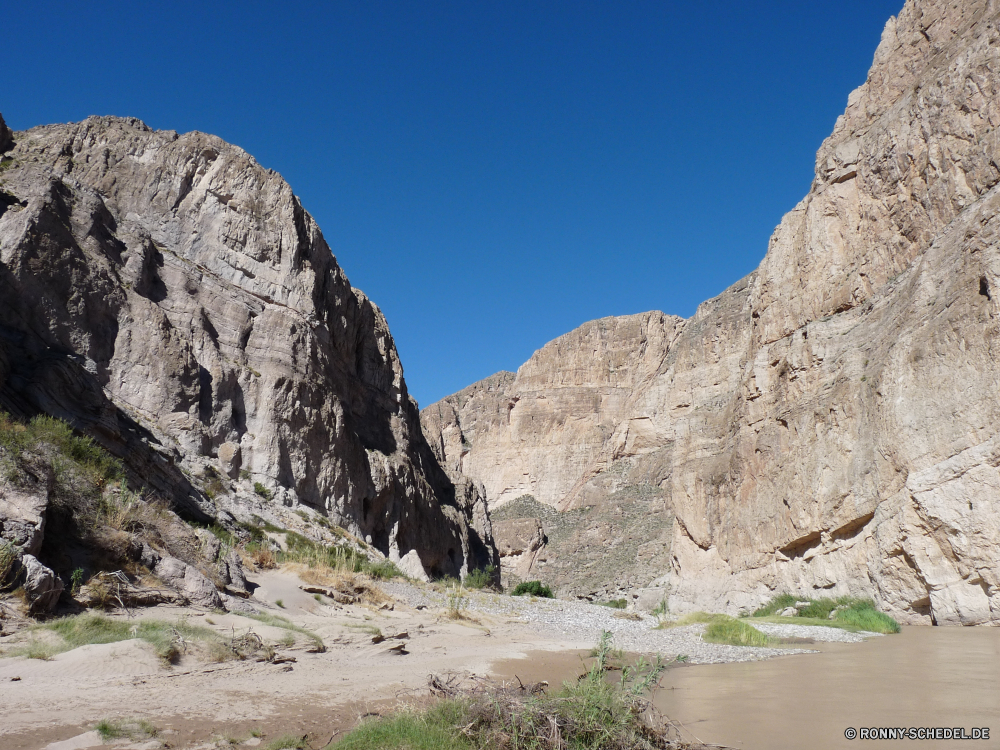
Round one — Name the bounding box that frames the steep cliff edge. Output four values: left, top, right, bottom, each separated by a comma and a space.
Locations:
0, 115, 495, 581
423, 0, 1000, 624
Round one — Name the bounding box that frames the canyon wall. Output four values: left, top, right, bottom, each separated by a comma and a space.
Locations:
0, 115, 496, 580
423, 0, 1000, 624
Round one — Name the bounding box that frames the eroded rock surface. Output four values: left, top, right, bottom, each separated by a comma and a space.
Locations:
0, 115, 495, 580
423, 0, 1000, 624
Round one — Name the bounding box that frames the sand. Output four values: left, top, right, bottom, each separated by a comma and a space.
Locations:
0, 568, 869, 749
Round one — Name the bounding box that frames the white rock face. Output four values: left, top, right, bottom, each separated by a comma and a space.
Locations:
0, 116, 496, 578
423, 0, 1000, 624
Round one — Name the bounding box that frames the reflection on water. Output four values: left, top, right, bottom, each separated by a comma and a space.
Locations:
655, 626, 1000, 750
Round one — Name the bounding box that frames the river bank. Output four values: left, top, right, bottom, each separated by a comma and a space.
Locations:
0, 570, 892, 749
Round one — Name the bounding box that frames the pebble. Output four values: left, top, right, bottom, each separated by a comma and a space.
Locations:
380, 581, 882, 665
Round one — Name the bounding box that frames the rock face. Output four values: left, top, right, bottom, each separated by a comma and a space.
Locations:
0, 115, 495, 580
423, 0, 1000, 624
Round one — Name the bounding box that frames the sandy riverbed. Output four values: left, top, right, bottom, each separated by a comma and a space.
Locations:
0, 569, 878, 749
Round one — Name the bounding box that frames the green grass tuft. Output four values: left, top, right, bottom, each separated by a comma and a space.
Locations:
597, 598, 628, 609
751, 594, 900, 634
11, 613, 224, 663
702, 616, 772, 647
264, 733, 309, 750
334, 702, 470, 750
95, 718, 158, 741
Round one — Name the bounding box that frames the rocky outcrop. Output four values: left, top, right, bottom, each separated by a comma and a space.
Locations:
21, 554, 63, 614
423, 0, 1000, 624
0, 114, 13, 155
0, 115, 495, 581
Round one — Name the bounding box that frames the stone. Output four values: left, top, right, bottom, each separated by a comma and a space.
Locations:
395, 549, 429, 582
493, 517, 546, 578
0, 113, 13, 155
217, 442, 242, 479
219, 548, 249, 595
422, 0, 1000, 626
153, 555, 223, 609
0, 485, 49, 557
778, 607, 798, 618
794, 602, 811, 609
194, 528, 222, 562
21, 554, 63, 613
0, 112, 496, 579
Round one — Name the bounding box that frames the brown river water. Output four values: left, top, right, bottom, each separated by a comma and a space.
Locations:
494, 627, 1000, 750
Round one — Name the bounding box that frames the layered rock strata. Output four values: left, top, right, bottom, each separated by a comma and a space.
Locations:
423, 0, 1000, 624
0, 115, 495, 581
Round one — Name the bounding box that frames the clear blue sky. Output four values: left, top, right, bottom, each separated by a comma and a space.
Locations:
5, 1, 904, 407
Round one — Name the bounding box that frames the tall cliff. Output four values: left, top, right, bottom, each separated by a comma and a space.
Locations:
423, 0, 1000, 624
0, 115, 495, 580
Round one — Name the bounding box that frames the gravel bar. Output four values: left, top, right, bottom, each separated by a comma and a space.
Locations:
380, 581, 883, 665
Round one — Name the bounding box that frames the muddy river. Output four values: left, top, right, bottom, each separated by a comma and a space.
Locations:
495, 627, 1000, 750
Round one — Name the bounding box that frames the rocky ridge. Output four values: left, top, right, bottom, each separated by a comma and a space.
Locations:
423, 0, 1000, 625
0, 114, 496, 592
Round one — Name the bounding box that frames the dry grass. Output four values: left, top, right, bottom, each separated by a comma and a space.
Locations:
244, 545, 277, 570
290, 564, 390, 607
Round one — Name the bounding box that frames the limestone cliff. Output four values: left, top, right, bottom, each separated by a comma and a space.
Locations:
423, 0, 1000, 624
0, 115, 495, 580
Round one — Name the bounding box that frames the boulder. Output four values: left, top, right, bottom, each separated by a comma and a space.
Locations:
153, 556, 223, 609
0, 113, 13, 154
219, 549, 249, 595
21, 554, 63, 613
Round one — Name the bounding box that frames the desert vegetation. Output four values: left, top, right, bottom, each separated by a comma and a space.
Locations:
334, 631, 674, 750
750, 594, 900, 634
658, 612, 772, 647
511, 580, 554, 598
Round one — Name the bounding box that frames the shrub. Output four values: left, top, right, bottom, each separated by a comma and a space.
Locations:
464, 565, 496, 590
253, 482, 272, 500
0, 542, 17, 590
335, 630, 669, 749
511, 580, 553, 598
0, 412, 124, 489
446, 586, 468, 620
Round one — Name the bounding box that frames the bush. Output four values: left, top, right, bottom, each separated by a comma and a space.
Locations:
0, 412, 124, 489
0, 542, 17, 590
511, 580, 553, 598
464, 565, 496, 590
253, 482, 272, 500
334, 631, 669, 750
